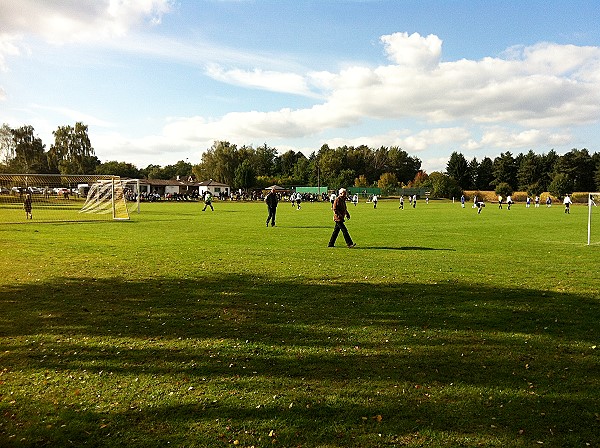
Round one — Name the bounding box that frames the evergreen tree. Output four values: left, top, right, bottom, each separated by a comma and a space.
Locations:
540, 150, 560, 190
467, 157, 479, 190
234, 159, 256, 190
292, 155, 310, 185
475, 157, 494, 190
445, 151, 470, 189
517, 150, 542, 191
555, 148, 595, 192
492, 152, 518, 190
253, 143, 277, 177
593, 152, 600, 192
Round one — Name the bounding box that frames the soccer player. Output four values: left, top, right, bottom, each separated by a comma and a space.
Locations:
23, 193, 32, 219
202, 191, 214, 211
563, 194, 572, 214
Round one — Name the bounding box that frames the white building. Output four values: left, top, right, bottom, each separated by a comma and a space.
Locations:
197, 179, 230, 198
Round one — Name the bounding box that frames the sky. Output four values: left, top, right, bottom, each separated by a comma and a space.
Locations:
1, 0, 600, 173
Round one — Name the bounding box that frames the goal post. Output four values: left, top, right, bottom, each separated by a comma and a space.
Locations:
0, 173, 140, 224
589, 193, 599, 246
78, 177, 133, 220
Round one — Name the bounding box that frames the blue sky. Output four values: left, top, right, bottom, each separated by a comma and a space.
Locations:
2, 0, 600, 172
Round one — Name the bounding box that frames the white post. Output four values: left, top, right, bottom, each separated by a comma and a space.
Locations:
136, 179, 140, 214
112, 178, 116, 220
588, 193, 593, 246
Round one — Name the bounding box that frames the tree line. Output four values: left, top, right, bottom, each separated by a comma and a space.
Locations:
444, 149, 600, 199
1, 123, 599, 198
187, 141, 600, 199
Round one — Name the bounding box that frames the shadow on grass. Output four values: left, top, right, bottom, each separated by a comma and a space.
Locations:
1, 274, 599, 446
355, 246, 456, 251
286, 225, 331, 229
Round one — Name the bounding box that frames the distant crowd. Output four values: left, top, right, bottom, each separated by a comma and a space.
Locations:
125, 190, 330, 203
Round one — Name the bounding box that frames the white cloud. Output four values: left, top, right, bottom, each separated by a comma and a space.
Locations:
380, 32, 442, 70
205, 64, 319, 97
405, 128, 472, 151
478, 127, 572, 149
423, 156, 451, 173
0, 33, 21, 72
31, 104, 114, 128
92, 130, 203, 167
3, 12, 598, 167
0, 0, 173, 44
167, 35, 600, 149
325, 127, 471, 153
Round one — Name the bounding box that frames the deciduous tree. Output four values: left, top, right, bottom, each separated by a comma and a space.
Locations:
377, 172, 398, 195
0, 123, 16, 168
48, 122, 97, 174
11, 125, 48, 173
96, 161, 142, 178
494, 182, 513, 197
548, 173, 573, 199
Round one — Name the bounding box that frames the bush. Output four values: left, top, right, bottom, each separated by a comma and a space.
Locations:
512, 192, 528, 202
495, 182, 513, 197
464, 190, 561, 204
572, 193, 590, 204
548, 173, 573, 199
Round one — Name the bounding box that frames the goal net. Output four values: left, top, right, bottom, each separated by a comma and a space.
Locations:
0, 174, 140, 224
588, 193, 600, 246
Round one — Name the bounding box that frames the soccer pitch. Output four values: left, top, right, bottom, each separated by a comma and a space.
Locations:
1, 199, 598, 447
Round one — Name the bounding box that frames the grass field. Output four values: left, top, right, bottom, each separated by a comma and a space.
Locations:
1, 198, 599, 447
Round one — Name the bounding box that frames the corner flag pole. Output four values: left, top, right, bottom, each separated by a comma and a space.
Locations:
588, 193, 596, 246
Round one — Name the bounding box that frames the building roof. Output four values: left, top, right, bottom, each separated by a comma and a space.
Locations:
140, 178, 230, 188
197, 179, 230, 187
139, 179, 190, 186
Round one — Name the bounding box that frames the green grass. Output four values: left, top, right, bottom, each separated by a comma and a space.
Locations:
1, 199, 599, 447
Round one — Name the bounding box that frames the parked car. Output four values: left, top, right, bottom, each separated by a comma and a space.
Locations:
0, 187, 9, 195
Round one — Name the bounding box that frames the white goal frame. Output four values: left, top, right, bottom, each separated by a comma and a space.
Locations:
0, 174, 140, 223
79, 177, 140, 220
588, 193, 599, 246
